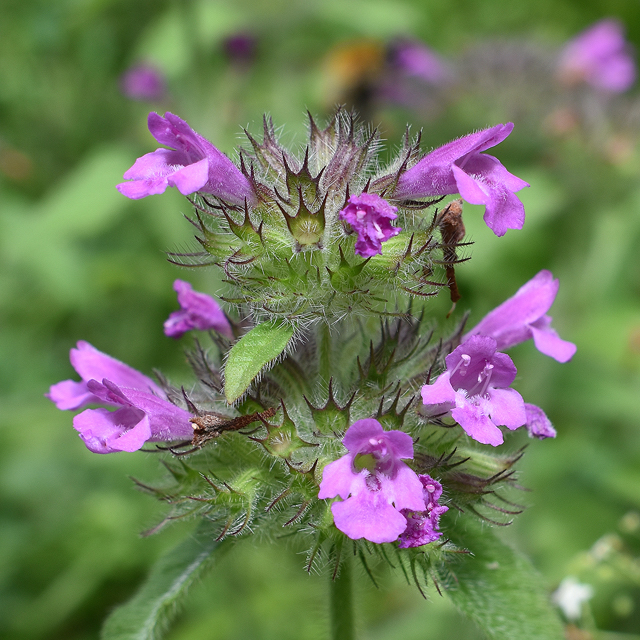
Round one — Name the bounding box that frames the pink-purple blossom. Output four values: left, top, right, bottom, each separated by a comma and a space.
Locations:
464, 270, 576, 363
164, 280, 233, 339
394, 124, 529, 237
558, 19, 636, 93
120, 64, 166, 101
421, 336, 526, 446
339, 193, 401, 257
47, 341, 192, 453
388, 38, 451, 84
524, 403, 557, 440
398, 474, 448, 548
117, 112, 256, 205
318, 419, 425, 543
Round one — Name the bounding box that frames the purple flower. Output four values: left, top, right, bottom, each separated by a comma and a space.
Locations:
120, 64, 166, 101
394, 124, 529, 237
388, 38, 451, 84
421, 336, 526, 446
164, 280, 233, 339
339, 193, 401, 257
558, 19, 636, 93
117, 112, 256, 205
398, 474, 448, 548
223, 32, 257, 65
524, 403, 557, 440
464, 270, 576, 363
318, 419, 425, 543
47, 341, 165, 411
47, 341, 192, 453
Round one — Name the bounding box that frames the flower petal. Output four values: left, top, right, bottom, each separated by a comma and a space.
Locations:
167, 157, 210, 195
530, 322, 577, 363
487, 387, 526, 430
331, 489, 409, 543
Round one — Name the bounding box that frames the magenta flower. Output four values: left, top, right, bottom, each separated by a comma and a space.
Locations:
558, 19, 636, 93
164, 280, 233, 339
117, 112, 256, 205
47, 341, 192, 453
524, 403, 557, 440
47, 341, 165, 411
421, 336, 526, 446
398, 474, 448, 548
339, 193, 401, 257
120, 64, 166, 101
389, 38, 451, 84
318, 419, 425, 543
394, 124, 529, 237
464, 270, 576, 363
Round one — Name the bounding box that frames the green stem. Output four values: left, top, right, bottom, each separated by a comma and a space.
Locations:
329, 556, 355, 640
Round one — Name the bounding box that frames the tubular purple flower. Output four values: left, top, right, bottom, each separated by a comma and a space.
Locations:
164, 280, 233, 339
394, 124, 529, 237
46, 341, 192, 453
398, 474, 448, 548
47, 341, 165, 411
318, 419, 425, 543
421, 336, 526, 446
463, 270, 576, 363
339, 193, 401, 257
558, 19, 636, 93
116, 112, 256, 205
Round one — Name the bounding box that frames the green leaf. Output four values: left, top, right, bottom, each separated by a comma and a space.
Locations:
224, 320, 295, 403
101, 525, 226, 640
445, 518, 564, 640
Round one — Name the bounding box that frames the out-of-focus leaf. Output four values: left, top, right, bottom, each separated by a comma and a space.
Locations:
101, 525, 226, 640
445, 517, 564, 640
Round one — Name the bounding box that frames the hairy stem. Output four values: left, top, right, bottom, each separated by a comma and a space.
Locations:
330, 555, 355, 640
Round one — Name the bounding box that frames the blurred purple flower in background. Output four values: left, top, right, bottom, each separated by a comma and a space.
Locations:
388, 38, 451, 84
394, 124, 529, 236
164, 280, 233, 339
120, 63, 167, 101
558, 19, 636, 92
339, 193, 401, 257
117, 112, 256, 204
223, 32, 258, 65
318, 419, 425, 543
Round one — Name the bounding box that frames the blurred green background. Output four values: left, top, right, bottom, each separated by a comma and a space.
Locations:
2, 0, 640, 638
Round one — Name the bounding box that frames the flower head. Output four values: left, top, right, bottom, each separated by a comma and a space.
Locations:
558, 19, 636, 93
394, 124, 529, 237
398, 474, 448, 548
318, 419, 425, 543
47, 341, 192, 453
464, 270, 576, 362
164, 280, 233, 339
117, 112, 256, 205
120, 64, 166, 101
339, 193, 401, 257
421, 336, 526, 446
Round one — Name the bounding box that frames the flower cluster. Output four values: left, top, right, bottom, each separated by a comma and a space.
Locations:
49, 110, 576, 565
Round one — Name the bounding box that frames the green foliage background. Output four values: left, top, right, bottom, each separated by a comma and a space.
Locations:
1, 0, 640, 638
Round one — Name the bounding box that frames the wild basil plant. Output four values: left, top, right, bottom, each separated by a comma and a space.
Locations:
49, 110, 575, 640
